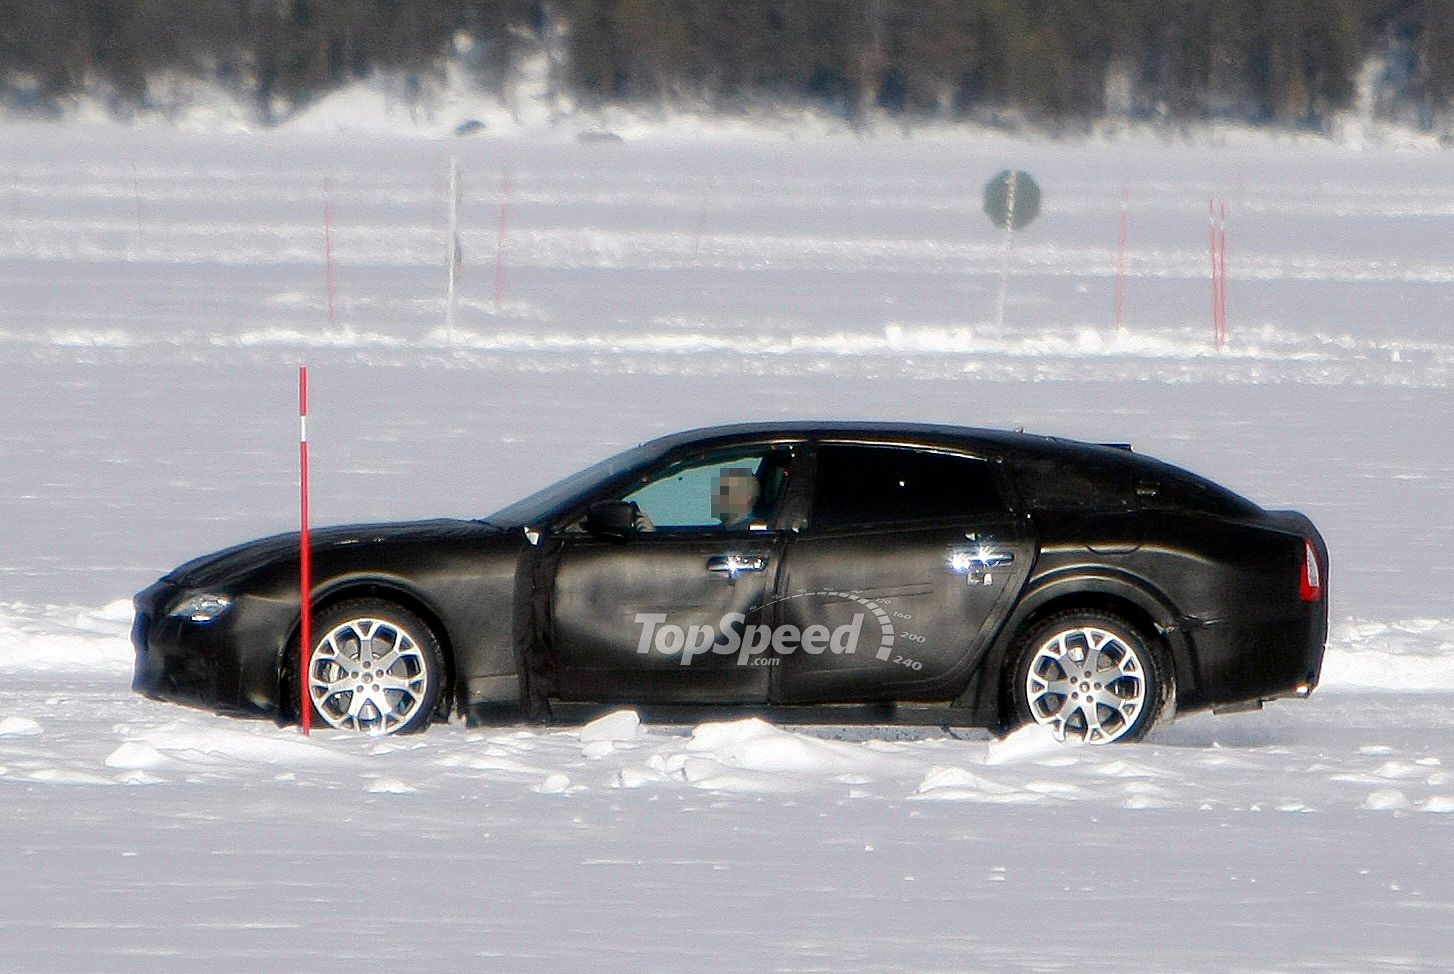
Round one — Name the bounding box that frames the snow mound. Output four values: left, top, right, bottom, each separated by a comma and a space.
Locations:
911, 765, 1041, 803
1321, 619, 1454, 692
0, 601, 133, 673
983, 723, 1065, 765
534, 772, 572, 795
128, 719, 364, 769
684, 717, 888, 775
105, 741, 170, 770
0, 716, 43, 737
1364, 788, 1410, 811
578, 710, 642, 744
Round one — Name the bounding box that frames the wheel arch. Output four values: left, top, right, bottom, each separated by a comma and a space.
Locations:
965, 569, 1194, 729
275, 577, 458, 723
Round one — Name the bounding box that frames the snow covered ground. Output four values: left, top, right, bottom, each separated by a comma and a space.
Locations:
1, 123, 1451, 971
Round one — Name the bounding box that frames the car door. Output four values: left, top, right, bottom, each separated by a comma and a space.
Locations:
772, 441, 1032, 704
547, 443, 800, 704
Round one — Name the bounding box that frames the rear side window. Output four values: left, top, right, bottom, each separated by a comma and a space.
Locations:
810, 444, 1005, 530
1011, 452, 1262, 517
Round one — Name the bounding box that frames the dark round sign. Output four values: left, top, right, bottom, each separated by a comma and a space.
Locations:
983, 170, 1041, 230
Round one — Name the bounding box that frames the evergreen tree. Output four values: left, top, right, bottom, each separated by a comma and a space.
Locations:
0, 0, 1449, 132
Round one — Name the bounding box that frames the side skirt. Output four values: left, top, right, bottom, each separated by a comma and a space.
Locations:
539, 700, 988, 729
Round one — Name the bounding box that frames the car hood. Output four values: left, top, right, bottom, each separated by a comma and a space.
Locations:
162, 518, 507, 590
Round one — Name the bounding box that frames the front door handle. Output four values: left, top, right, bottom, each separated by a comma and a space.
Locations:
706, 554, 768, 578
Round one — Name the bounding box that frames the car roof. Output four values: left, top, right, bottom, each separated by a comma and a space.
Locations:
639, 421, 1114, 459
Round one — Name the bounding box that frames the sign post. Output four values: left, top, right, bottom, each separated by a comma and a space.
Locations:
446, 158, 462, 330
495, 168, 511, 310
983, 170, 1041, 328
323, 179, 337, 328
1218, 201, 1229, 350
299, 366, 313, 735
1114, 189, 1129, 332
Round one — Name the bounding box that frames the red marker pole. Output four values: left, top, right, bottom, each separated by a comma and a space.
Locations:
299, 366, 313, 735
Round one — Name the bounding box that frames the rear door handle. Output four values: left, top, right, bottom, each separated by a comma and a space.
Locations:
949, 543, 1015, 585
949, 546, 1015, 572
706, 554, 768, 577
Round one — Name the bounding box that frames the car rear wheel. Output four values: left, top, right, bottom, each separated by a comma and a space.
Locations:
1010, 610, 1166, 745
305, 599, 444, 735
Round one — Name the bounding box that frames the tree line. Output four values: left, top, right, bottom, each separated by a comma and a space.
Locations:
1, 0, 1451, 130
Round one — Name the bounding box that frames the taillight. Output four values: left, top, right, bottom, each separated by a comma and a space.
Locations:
1299, 539, 1323, 603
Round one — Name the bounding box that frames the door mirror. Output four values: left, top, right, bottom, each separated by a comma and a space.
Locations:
584, 499, 636, 540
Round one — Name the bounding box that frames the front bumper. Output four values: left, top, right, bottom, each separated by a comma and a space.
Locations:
132, 581, 295, 718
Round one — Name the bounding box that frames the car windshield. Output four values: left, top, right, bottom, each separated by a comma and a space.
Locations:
482, 441, 665, 526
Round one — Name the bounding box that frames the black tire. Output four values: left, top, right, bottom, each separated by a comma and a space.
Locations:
303, 599, 445, 735
1008, 609, 1169, 745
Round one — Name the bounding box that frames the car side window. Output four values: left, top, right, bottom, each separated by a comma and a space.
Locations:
810, 444, 1004, 530
621, 449, 790, 531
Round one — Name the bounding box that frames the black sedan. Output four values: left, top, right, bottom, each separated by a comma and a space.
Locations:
133, 422, 1328, 744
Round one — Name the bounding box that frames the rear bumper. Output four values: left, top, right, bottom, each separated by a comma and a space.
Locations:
1174, 611, 1322, 715
1184, 517, 1329, 711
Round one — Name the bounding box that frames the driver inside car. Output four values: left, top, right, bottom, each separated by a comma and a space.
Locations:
711, 466, 761, 529
628, 463, 767, 532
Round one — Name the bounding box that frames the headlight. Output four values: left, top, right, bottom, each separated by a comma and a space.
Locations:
167, 593, 234, 623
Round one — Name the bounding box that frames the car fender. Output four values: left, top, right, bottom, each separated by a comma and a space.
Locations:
962, 564, 1197, 725
270, 571, 461, 713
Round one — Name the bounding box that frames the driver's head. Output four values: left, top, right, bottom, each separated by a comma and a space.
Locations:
712, 467, 760, 526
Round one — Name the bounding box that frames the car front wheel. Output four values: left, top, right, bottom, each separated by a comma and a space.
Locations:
305, 599, 444, 735
1010, 610, 1167, 745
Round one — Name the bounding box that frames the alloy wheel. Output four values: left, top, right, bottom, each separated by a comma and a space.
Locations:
1023, 625, 1148, 744
308, 616, 431, 734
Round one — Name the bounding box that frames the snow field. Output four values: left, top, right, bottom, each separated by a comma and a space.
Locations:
3, 633, 1452, 972
1, 123, 1452, 971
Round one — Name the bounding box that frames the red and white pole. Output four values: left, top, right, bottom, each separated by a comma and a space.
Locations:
299, 365, 313, 735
